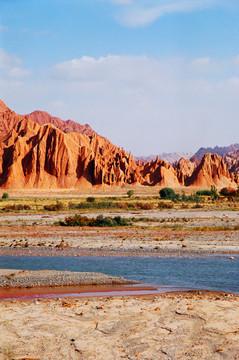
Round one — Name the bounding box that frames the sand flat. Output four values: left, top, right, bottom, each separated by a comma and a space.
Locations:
0, 292, 238, 360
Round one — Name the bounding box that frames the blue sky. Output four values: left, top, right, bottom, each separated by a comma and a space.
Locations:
1, 0, 239, 155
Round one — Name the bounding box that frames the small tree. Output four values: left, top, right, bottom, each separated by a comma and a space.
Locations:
210, 185, 218, 199
86, 197, 95, 203
2, 192, 9, 200
159, 187, 176, 200
127, 190, 134, 198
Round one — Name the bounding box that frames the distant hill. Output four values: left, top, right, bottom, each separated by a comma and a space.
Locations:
135, 152, 193, 164
194, 144, 239, 159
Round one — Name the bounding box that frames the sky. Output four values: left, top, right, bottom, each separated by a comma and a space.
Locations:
1, 0, 239, 156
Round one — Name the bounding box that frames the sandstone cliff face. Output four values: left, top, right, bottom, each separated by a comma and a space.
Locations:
141, 158, 180, 187
223, 150, 239, 184
0, 100, 27, 139
0, 100, 237, 189
185, 153, 234, 187
174, 158, 196, 186
0, 101, 141, 189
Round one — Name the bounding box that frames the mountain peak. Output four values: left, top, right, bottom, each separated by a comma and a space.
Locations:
0, 100, 10, 112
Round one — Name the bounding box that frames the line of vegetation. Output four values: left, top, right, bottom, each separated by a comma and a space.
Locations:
159, 187, 202, 203
44, 202, 64, 211
159, 186, 220, 203
58, 214, 131, 227
69, 201, 154, 210
1, 204, 31, 212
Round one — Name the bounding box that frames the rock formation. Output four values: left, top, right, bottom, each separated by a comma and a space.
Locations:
185, 153, 234, 187
223, 150, 239, 184
0, 100, 142, 189
174, 158, 196, 186
0, 100, 237, 189
24, 110, 100, 138
141, 158, 180, 187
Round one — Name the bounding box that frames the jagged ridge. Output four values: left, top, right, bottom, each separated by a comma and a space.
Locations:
0, 100, 237, 189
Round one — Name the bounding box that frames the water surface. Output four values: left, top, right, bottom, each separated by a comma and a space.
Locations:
0, 255, 238, 293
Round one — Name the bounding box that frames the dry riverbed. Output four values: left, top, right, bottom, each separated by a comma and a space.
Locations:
0, 209, 239, 255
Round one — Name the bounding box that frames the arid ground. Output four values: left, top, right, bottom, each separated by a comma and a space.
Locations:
0, 189, 239, 359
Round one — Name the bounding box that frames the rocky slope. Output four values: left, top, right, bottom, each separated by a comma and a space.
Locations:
0, 100, 237, 189
0, 101, 141, 189
24, 110, 100, 138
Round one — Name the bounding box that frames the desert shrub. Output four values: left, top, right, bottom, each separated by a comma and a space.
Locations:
136, 202, 154, 210
210, 185, 219, 199
183, 193, 202, 203
76, 202, 93, 209
2, 192, 9, 199
127, 190, 134, 198
76, 201, 115, 209
86, 197, 95, 203
192, 203, 203, 209
181, 203, 189, 209
68, 201, 77, 209
220, 187, 237, 197
2, 204, 31, 211
159, 187, 176, 200
196, 190, 212, 196
59, 214, 131, 227
96, 201, 115, 209
44, 202, 64, 211
196, 186, 218, 199
158, 201, 174, 209
116, 201, 129, 210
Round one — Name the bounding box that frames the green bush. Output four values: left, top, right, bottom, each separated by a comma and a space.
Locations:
196, 186, 218, 199
86, 197, 95, 203
159, 188, 179, 201
2, 192, 9, 199
196, 190, 212, 196
127, 190, 134, 198
59, 214, 131, 227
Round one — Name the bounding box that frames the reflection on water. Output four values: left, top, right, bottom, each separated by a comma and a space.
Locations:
0, 255, 238, 293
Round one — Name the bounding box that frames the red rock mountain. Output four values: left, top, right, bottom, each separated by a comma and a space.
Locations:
24, 110, 100, 138
0, 100, 237, 189
223, 150, 239, 184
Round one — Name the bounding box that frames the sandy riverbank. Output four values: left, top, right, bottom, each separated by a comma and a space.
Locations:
0, 291, 238, 360
0, 269, 136, 289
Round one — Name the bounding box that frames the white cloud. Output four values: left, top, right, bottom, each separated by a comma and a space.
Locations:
0, 48, 31, 78
109, 0, 220, 26
2, 51, 239, 155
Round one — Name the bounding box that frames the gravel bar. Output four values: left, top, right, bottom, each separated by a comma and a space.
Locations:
0, 269, 137, 288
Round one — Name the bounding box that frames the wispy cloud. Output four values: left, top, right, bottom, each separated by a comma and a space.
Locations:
0, 48, 31, 78
109, 0, 221, 26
